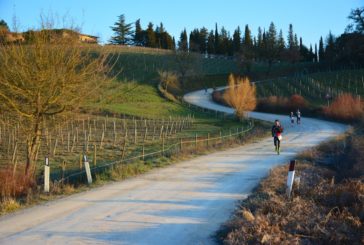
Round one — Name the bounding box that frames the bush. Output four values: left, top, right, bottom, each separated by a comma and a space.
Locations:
223, 74, 257, 119
323, 93, 363, 122
0, 167, 35, 199
289, 94, 308, 110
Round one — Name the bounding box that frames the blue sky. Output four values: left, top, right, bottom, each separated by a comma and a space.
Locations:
0, 0, 362, 47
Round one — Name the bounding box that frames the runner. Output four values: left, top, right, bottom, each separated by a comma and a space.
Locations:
296, 109, 301, 124
290, 112, 295, 126
272, 119, 284, 155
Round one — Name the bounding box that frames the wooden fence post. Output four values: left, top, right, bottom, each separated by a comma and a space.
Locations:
162, 136, 165, 156
207, 133, 210, 147
180, 138, 183, 152
142, 144, 145, 161
195, 133, 198, 150
93, 144, 97, 166
79, 154, 83, 170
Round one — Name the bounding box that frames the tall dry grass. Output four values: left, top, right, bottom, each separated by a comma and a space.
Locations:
323, 93, 363, 122
223, 74, 256, 120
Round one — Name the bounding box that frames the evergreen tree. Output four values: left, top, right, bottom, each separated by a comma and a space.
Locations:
134, 19, 144, 46
286, 24, 300, 62
294, 34, 299, 48
325, 31, 336, 63
199, 27, 208, 54
214, 23, 220, 54
287, 24, 295, 50
207, 30, 215, 55
243, 24, 253, 47
146, 22, 156, 48
256, 27, 263, 60
178, 28, 188, 51
309, 44, 314, 62
0, 19, 9, 31
189, 28, 200, 52
266, 22, 278, 71
110, 14, 133, 45
219, 27, 229, 55
318, 36, 325, 62
314, 43, 318, 62
277, 29, 285, 52
232, 26, 241, 53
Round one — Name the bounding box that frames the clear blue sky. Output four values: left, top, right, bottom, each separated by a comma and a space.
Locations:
0, 0, 362, 47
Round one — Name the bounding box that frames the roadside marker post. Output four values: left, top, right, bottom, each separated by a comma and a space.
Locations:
44, 156, 50, 193
83, 154, 93, 184
286, 160, 296, 198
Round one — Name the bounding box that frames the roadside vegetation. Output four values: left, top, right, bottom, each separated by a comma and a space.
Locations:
218, 120, 364, 244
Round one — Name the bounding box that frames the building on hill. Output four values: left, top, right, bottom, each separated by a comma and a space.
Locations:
0, 29, 98, 44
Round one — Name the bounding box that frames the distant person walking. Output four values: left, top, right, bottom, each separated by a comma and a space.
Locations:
296, 109, 301, 124
290, 112, 295, 126
272, 120, 284, 155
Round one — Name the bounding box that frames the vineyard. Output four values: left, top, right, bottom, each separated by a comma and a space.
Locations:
255, 69, 364, 105
101, 45, 239, 83
0, 106, 255, 185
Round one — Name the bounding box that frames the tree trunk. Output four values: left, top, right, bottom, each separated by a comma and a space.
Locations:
25, 117, 42, 176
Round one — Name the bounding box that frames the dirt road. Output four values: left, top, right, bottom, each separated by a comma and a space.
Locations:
0, 89, 347, 245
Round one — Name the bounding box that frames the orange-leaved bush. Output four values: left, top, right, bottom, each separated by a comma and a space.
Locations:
323, 93, 363, 121
223, 74, 256, 120
289, 94, 308, 109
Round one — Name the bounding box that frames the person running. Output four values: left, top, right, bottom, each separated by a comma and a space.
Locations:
290, 112, 295, 126
296, 109, 301, 124
272, 120, 284, 155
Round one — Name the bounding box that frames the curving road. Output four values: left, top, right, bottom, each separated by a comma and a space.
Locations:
0, 89, 347, 245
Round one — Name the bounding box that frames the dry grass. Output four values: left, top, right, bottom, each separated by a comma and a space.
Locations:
323, 93, 363, 122
219, 124, 364, 245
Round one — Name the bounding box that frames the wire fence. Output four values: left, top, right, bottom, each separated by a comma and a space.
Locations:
43, 99, 255, 188
53, 120, 254, 186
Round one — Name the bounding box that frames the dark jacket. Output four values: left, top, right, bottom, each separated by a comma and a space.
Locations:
272, 125, 283, 137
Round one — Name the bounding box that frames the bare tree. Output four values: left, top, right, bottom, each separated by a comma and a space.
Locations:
174, 51, 202, 91
157, 70, 178, 93
0, 28, 116, 175
347, 7, 364, 34
223, 74, 256, 120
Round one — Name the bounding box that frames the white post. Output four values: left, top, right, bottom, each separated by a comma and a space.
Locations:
83, 154, 93, 184
286, 160, 296, 198
44, 156, 50, 193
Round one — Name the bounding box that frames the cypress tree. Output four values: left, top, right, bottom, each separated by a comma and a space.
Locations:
314, 43, 318, 62
189, 28, 200, 52
287, 24, 295, 50
214, 23, 220, 54
178, 28, 188, 51
134, 19, 144, 46
277, 29, 285, 51
325, 31, 335, 63
207, 30, 215, 55
232, 26, 241, 53
146, 22, 156, 48
318, 36, 325, 62
199, 27, 208, 54
243, 24, 253, 47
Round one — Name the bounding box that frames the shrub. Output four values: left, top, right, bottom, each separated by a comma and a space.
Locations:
289, 94, 308, 110
223, 74, 256, 120
0, 167, 35, 199
323, 93, 363, 122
